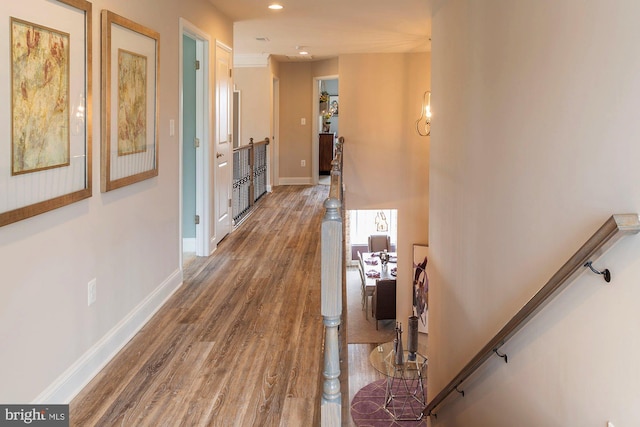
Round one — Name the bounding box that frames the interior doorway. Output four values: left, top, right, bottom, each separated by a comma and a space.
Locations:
180, 20, 211, 265
182, 34, 197, 263
345, 209, 399, 342
313, 76, 338, 185
347, 209, 398, 263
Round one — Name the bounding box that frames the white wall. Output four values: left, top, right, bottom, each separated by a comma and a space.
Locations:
429, 1, 640, 425
0, 0, 231, 403
276, 59, 339, 183
233, 67, 272, 146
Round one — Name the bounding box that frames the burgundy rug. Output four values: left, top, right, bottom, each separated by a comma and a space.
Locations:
351, 379, 428, 426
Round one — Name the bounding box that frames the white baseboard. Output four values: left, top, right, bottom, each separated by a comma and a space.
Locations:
279, 177, 313, 185
33, 269, 183, 404
209, 236, 217, 256
183, 237, 196, 253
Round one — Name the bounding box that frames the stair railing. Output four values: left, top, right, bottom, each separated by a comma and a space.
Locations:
321, 137, 345, 426
424, 213, 640, 418
232, 137, 270, 225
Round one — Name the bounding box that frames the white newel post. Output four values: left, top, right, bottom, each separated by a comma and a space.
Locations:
321, 197, 342, 426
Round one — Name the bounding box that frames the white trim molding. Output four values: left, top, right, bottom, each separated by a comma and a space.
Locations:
234, 53, 270, 68
279, 177, 314, 185
183, 237, 196, 253
33, 270, 184, 404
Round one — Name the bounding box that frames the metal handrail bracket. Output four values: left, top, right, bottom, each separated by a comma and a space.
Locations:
424, 213, 640, 418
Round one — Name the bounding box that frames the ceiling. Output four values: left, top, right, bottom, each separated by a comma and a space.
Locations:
207, 0, 431, 63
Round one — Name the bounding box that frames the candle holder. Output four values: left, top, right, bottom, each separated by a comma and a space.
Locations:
408, 316, 418, 361
380, 249, 390, 267
394, 322, 404, 365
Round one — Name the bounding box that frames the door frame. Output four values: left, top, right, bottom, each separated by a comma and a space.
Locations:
271, 76, 279, 189
180, 19, 211, 261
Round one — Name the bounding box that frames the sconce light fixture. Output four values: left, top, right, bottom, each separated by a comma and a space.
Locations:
416, 91, 431, 137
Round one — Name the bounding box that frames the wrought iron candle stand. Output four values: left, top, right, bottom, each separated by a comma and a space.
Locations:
407, 316, 419, 361
394, 322, 404, 365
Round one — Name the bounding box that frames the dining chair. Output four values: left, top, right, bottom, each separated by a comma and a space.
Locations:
372, 279, 396, 330
368, 234, 391, 253
357, 251, 374, 316
357, 251, 365, 305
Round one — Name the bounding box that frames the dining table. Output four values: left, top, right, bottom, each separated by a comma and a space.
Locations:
361, 251, 398, 295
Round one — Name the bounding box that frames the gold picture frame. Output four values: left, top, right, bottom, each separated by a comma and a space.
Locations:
101, 10, 159, 192
0, 0, 92, 227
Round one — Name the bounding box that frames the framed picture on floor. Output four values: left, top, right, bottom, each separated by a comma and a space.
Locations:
101, 10, 159, 192
0, 0, 93, 227
413, 243, 429, 333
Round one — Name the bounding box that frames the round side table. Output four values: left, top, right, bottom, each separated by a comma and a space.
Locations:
369, 341, 428, 421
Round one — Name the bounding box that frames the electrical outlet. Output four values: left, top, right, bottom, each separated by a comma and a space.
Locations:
301, 160, 306, 167
88, 278, 97, 306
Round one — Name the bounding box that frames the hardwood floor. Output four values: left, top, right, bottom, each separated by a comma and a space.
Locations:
346, 344, 381, 427
70, 185, 345, 426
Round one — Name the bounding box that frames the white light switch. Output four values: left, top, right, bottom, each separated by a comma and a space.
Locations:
169, 119, 175, 136
301, 118, 306, 125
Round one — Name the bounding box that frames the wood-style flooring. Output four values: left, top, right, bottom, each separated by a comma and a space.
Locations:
70, 184, 367, 426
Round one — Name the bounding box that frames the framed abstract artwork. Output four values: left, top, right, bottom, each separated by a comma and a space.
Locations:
0, 0, 92, 227
101, 10, 159, 192
11, 18, 70, 175
413, 243, 429, 333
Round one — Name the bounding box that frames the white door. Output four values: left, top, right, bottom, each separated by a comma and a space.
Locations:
214, 42, 232, 244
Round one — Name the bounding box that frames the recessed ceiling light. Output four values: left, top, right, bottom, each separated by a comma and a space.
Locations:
299, 50, 309, 55
268, 4, 283, 10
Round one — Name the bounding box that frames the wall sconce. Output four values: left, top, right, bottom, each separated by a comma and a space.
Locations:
416, 91, 431, 137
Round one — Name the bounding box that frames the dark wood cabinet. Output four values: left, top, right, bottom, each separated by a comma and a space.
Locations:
319, 132, 335, 175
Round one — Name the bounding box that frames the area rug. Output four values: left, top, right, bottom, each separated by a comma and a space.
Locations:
351, 379, 428, 426
346, 268, 396, 344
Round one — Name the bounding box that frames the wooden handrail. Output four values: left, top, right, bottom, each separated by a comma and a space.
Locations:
424, 213, 640, 417
233, 137, 270, 153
